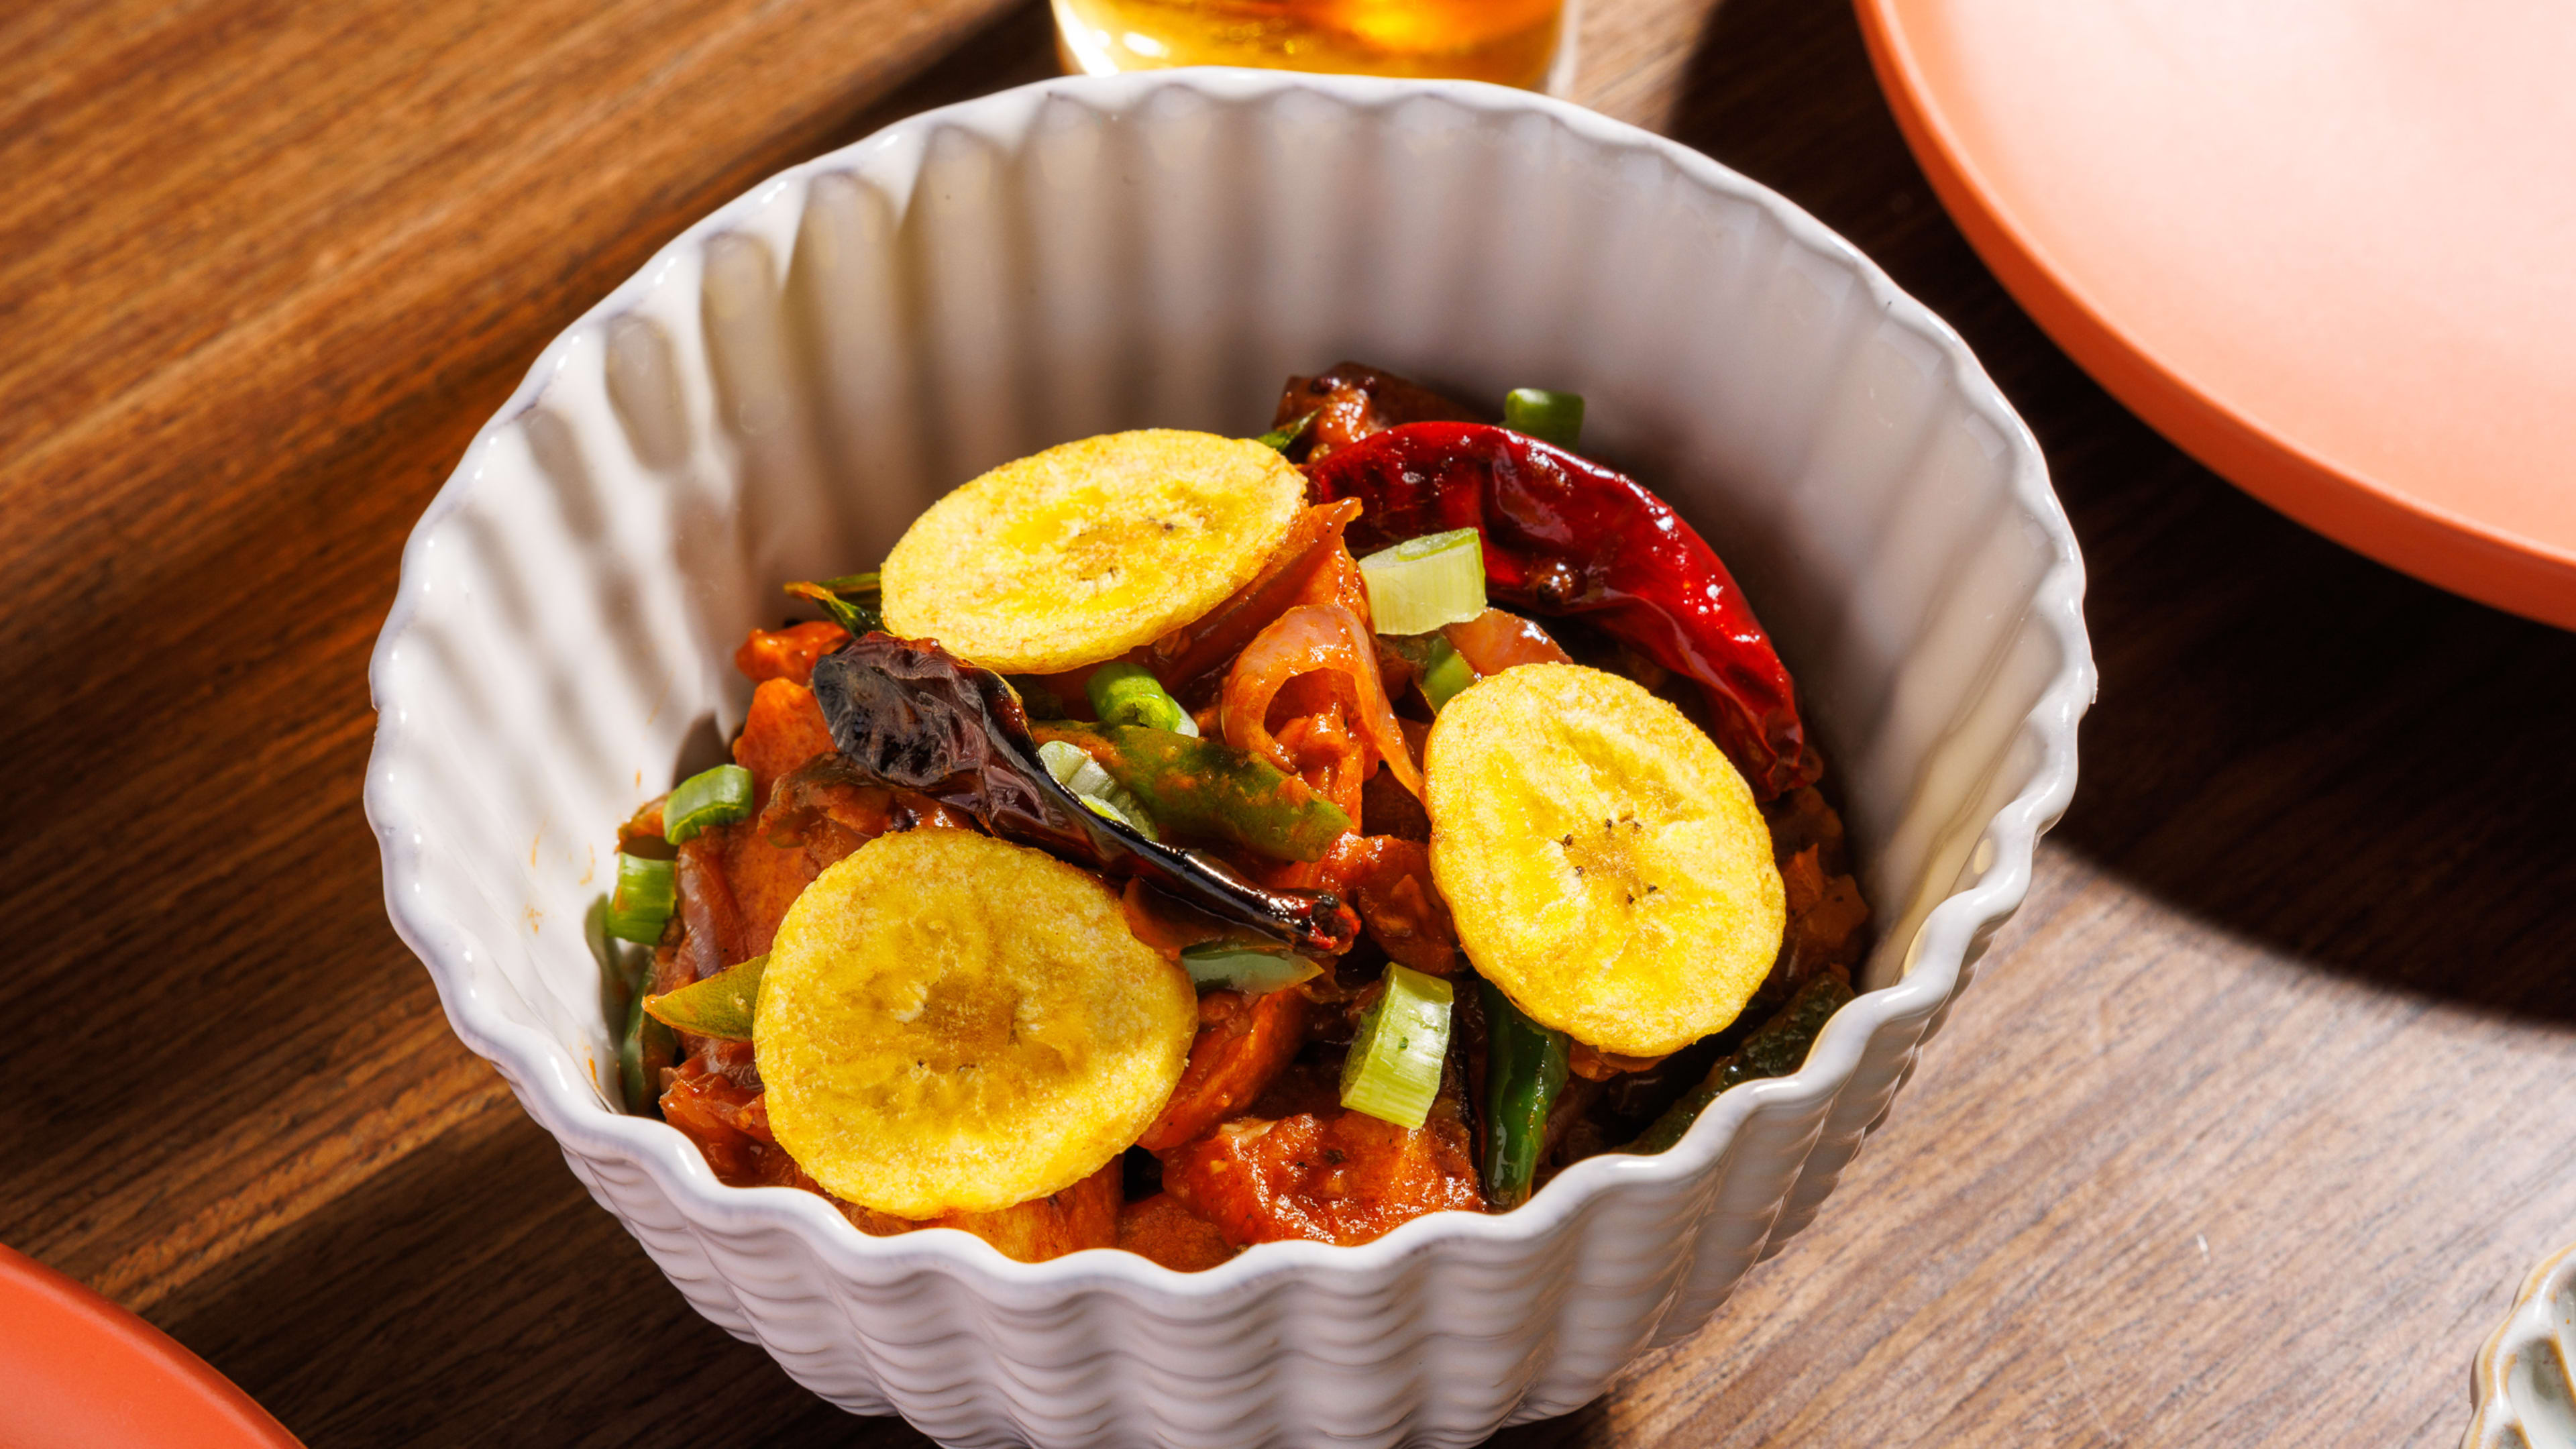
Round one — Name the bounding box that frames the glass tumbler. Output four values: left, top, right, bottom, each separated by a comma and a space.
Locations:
1053, 0, 1579, 94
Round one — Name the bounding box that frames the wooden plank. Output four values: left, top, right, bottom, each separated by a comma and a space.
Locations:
6, 0, 2572, 1444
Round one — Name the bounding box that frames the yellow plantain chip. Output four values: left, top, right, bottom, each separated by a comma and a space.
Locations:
755, 828, 1196, 1218
1425, 664, 1785, 1057
879, 430, 1307, 674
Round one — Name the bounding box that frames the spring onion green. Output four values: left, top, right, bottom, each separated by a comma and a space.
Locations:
606, 853, 677, 944
1358, 528, 1486, 636
1085, 663, 1197, 736
1503, 388, 1585, 449
785, 570, 883, 635
1038, 738, 1159, 839
1179, 945, 1323, 995
1339, 964, 1454, 1130
663, 763, 754, 843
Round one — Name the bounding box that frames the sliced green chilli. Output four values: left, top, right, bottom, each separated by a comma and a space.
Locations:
645, 954, 766, 1040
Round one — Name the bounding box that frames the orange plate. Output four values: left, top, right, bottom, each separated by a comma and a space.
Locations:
1856, 0, 2576, 629
0, 1244, 302, 1448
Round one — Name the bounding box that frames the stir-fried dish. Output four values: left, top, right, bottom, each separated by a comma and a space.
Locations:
602, 364, 1872, 1269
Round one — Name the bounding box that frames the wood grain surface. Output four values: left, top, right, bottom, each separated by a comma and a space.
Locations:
5, 0, 2571, 1444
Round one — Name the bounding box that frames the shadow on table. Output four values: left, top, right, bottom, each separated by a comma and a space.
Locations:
1656, 0, 2576, 1029
152, 1111, 936, 1448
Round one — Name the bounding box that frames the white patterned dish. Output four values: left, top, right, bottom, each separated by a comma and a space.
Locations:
366, 69, 2092, 1446
2466, 1240, 2576, 1449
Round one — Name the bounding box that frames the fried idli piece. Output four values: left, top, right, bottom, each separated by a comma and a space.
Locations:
1134, 987, 1314, 1153
1272, 362, 1484, 463
880, 430, 1306, 674
1426, 663, 1784, 1056
733, 678, 838, 804
1116, 1192, 1236, 1271
756, 828, 1197, 1218
1161, 1095, 1485, 1248
735, 621, 851, 686
920, 1161, 1121, 1263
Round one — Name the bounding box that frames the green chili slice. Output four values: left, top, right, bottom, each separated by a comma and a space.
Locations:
1479, 977, 1570, 1209
645, 954, 765, 1040
1179, 945, 1322, 996
1034, 724, 1350, 861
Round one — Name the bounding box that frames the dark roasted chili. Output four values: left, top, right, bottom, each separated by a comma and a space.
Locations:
809, 633, 1359, 955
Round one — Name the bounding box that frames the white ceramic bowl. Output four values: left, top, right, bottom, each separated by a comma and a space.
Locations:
2465, 1240, 2576, 1449
366, 69, 2091, 1446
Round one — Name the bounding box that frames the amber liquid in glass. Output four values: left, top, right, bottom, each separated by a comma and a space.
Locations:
1054, 0, 1570, 92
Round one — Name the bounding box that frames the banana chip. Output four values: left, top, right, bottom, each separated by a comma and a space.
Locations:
1425, 664, 1784, 1057
756, 828, 1196, 1218
880, 430, 1307, 674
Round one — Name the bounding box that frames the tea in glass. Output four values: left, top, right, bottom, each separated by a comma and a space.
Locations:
1053, 0, 1576, 93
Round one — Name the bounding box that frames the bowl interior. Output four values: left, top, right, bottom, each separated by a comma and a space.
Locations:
372, 72, 2078, 1147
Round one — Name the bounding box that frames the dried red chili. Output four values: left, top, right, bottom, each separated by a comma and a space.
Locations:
1303, 422, 1820, 799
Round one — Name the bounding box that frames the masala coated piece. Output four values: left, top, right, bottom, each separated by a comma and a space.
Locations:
1273, 362, 1485, 464
920, 1162, 1122, 1262
1116, 1193, 1237, 1271
1136, 987, 1316, 1153
734, 621, 850, 685
1162, 1090, 1486, 1248
662, 1057, 1123, 1263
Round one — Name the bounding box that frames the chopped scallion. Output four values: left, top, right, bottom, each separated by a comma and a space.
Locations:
1180, 945, 1322, 996
1503, 388, 1585, 449
1086, 663, 1196, 736
606, 853, 676, 944
663, 763, 754, 843
645, 954, 765, 1040
1358, 528, 1486, 637
1038, 739, 1160, 840
1339, 964, 1454, 1130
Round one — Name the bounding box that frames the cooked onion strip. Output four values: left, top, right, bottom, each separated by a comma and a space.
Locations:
1220, 604, 1424, 800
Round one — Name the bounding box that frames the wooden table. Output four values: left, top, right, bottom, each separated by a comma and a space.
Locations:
9, 0, 2571, 1443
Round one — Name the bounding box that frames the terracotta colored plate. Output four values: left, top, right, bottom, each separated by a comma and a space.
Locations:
1856, 0, 2576, 629
0, 1244, 301, 1448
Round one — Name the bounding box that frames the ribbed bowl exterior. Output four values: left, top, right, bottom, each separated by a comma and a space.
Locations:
366, 70, 2091, 1447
